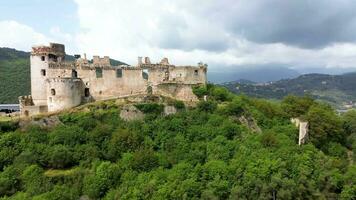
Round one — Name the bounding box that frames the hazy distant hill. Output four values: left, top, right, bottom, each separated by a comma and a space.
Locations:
223, 73, 356, 108
208, 66, 300, 83
0, 47, 126, 104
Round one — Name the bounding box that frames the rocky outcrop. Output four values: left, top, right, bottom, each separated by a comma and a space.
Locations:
120, 105, 145, 121
19, 115, 63, 130
164, 105, 177, 115
238, 115, 262, 133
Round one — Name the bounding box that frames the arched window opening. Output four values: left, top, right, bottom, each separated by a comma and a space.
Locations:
142, 69, 149, 80
41, 56, 45, 61
41, 69, 46, 76
48, 54, 58, 62
51, 89, 56, 96
84, 88, 90, 97
72, 69, 78, 78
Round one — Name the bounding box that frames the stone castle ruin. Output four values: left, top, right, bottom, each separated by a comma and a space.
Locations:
19, 43, 207, 117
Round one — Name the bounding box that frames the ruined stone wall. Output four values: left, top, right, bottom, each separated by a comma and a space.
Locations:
20, 105, 48, 117
46, 78, 83, 112
148, 66, 207, 85
77, 67, 147, 100
93, 56, 110, 65
154, 84, 199, 102
45, 65, 147, 101
23, 43, 208, 117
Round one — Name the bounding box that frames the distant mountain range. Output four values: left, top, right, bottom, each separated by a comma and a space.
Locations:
0, 47, 126, 104
222, 73, 356, 108
208, 66, 301, 83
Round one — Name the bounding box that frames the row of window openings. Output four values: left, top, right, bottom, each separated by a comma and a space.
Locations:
41, 69, 199, 79
96, 68, 123, 78
41, 69, 123, 78
49, 88, 90, 98
41, 55, 58, 62
41, 69, 78, 78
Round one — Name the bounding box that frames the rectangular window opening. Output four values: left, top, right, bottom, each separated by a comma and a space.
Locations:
142, 69, 149, 80
96, 68, 103, 78
41, 69, 46, 76
116, 69, 123, 78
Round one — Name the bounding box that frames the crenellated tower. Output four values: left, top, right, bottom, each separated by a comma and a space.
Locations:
30, 43, 65, 105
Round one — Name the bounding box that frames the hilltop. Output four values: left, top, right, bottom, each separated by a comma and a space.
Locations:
0, 47, 126, 104
223, 73, 356, 109
0, 85, 355, 199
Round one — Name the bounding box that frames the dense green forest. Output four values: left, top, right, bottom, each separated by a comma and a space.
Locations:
0, 48, 30, 104
223, 73, 356, 108
0, 47, 126, 104
0, 84, 355, 199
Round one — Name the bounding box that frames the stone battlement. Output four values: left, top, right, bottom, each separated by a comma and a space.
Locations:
32, 43, 65, 56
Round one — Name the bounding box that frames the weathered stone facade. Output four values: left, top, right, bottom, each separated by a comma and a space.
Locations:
291, 118, 309, 145
19, 43, 207, 117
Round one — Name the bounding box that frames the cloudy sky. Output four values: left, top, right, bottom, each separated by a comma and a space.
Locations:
1, 0, 356, 74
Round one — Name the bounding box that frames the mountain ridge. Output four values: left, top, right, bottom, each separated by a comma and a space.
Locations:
222, 72, 356, 108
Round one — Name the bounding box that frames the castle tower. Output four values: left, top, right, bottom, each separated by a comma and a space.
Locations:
47, 78, 83, 112
30, 43, 65, 105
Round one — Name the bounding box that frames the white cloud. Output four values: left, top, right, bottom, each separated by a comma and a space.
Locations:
72, 0, 356, 71
0, 20, 50, 51
2, 1, 356, 74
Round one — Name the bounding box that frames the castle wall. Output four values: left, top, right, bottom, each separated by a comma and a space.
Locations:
148, 66, 207, 85
77, 68, 147, 100
21, 43, 208, 117
154, 84, 199, 102
46, 66, 147, 101
47, 78, 83, 112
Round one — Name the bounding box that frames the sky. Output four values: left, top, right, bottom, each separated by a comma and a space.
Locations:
1, 0, 356, 74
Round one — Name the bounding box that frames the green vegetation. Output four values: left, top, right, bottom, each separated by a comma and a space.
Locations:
0, 85, 355, 199
0, 48, 30, 103
223, 73, 356, 108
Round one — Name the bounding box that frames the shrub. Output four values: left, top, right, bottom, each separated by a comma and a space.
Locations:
211, 87, 231, 102
197, 101, 217, 113
46, 145, 74, 169
131, 149, 159, 172
173, 100, 185, 110
192, 85, 208, 98
135, 103, 164, 114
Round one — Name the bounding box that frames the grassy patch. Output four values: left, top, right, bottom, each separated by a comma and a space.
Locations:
44, 167, 80, 177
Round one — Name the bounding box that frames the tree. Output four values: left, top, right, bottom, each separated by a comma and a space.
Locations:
131, 149, 159, 172
21, 165, 51, 196
45, 145, 74, 169
197, 101, 217, 113
281, 95, 315, 118
305, 104, 344, 149
83, 162, 121, 199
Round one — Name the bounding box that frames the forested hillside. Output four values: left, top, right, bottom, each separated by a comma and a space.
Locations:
0, 48, 30, 104
0, 85, 355, 199
223, 73, 356, 108
0, 47, 126, 104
